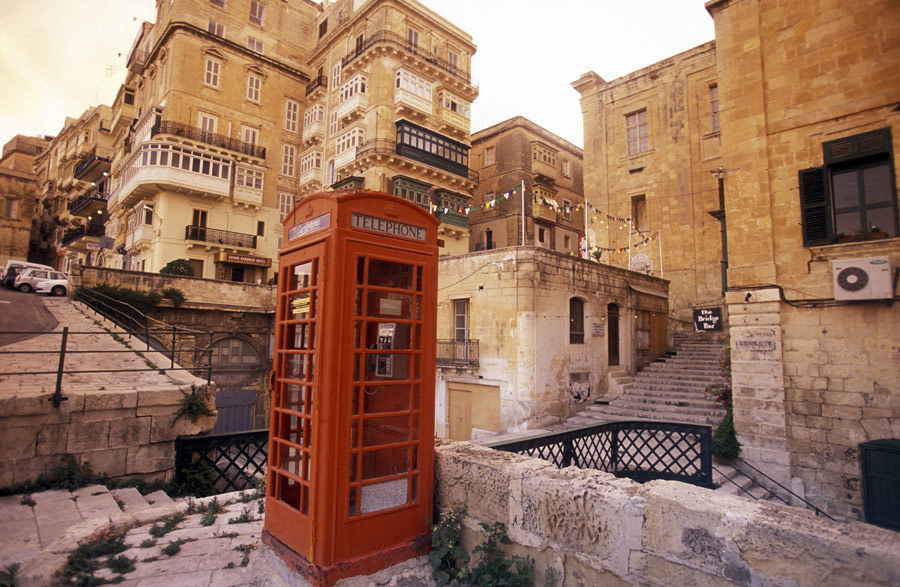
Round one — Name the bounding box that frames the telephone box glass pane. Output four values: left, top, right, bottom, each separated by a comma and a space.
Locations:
362, 416, 410, 447
291, 261, 315, 289
276, 473, 302, 511
362, 447, 409, 480
367, 292, 413, 319
367, 259, 413, 289
363, 383, 410, 413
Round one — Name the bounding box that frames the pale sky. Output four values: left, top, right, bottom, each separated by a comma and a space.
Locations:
0, 0, 715, 150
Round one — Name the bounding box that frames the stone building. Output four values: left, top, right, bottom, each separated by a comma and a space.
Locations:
573, 42, 724, 335
0, 135, 49, 267
303, 0, 479, 255
102, 0, 321, 283
32, 106, 114, 271
704, 0, 900, 521
468, 116, 584, 255
435, 246, 668, 440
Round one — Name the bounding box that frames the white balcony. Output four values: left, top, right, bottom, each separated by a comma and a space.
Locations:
394, 88, 432, 117
334, 148, 357, 171
299, 167, 321, 187
125, 224, 153, 251
302, 120, 325, 144
337, 93, 367, 121
234, 184, 263, 207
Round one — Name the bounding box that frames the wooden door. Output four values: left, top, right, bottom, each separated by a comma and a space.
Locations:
650, 312, 667, 359
448, 388, 472, 441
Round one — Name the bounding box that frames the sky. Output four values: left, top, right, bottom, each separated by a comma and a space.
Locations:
0, 0, 715, 150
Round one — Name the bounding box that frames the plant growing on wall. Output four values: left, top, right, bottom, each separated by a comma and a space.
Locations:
176, 385, 215, 424
704, 339, 741, 459
160, 259, 194, 276
430, 505, 470, 585
161, 287, 186, 307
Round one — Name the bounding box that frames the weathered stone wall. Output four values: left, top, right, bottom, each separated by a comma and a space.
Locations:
435, 440, 900, 586
436, 247, 668, 438
0, 387, 216, 487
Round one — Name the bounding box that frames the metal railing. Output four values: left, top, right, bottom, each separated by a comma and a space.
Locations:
436, 339, 479, 367
341, 31, 476, 87
487, 421, 713, 488
68, 186, 109, 214
175, 429, 269, 493
305, 73, 327, 96
152, 120, 267, 159
61, 224, 105, 245
355, 138, 479, 182
185, 225, 257, 248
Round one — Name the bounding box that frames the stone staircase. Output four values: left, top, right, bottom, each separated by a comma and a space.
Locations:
573, 335, 728, 427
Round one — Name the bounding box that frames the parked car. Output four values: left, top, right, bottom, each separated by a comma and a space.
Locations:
13, 268, 67, 293
2, 261, 54, 289
34, 277, 69, 297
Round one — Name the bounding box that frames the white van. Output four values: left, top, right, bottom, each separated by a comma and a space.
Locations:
2, 261, 55, 289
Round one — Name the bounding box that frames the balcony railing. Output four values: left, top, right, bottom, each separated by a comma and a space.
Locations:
342, 31, 475, 87
435, 209, 469, 229
62, 224, 105, 246
68, 186, 109, 215
436, 339, 479, 367
73, 146, 111, 180
185, 225, 257, 249
305, 73, 328, 96
355, 139, 479, 183
152, 120, 266, 160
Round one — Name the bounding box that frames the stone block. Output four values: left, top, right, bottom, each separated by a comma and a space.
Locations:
66, 421, 111, 453
36, 423, 68, 456
137, 387, 185, 408
81, 448, 128, 478
109, 416, 152, 448
84, 391, 138, 411
79, 408, 136, 424
12, 455, 66, 486
0, 424, 38, 460
563, 552, 631, 586
126, 442, 175, 476
822, 405, 862, 420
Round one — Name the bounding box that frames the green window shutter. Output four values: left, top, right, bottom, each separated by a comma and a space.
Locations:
799, 166, 832, 246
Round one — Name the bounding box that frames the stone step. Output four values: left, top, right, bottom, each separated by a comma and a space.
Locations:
713, 463, 771, 501
584, 406, 718, 427
606, 394, 722, 410
601, 402, 724, 421
143, 490, 176, 508
110, 488, 153, 514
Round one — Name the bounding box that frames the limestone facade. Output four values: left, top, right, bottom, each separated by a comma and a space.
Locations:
435, 247, 668, 440
0, 136, 49, 267
304, 0, 479, 255
468, 116, 584, 255
704, 0, 900, 520
434, 440, 900, 585
573, 43, 724, 334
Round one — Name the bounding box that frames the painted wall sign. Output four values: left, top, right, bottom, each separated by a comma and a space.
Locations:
351, 213, 427, 241
693, 307, 723, 332
288, 212, 331, 241
220, 253, 271, 267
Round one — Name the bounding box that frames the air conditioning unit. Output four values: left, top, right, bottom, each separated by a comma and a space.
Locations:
832, 257, 893, 300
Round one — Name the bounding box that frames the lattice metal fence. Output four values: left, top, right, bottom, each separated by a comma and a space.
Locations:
487, 421, 713, 488
175, 429, 269, 493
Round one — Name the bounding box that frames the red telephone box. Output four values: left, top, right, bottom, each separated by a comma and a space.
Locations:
263, 189, 439, 585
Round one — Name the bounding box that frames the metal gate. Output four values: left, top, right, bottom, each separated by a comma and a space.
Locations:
213, 388, 257, 434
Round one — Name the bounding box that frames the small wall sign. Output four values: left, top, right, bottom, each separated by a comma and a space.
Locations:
693, 307, 723, 332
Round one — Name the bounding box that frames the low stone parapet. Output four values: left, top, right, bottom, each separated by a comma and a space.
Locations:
435, 439, 900, 585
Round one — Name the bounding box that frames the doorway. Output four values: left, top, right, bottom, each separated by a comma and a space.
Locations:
608, 303, 620, 366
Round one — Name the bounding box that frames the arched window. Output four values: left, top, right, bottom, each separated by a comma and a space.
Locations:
569, 298, 584, 344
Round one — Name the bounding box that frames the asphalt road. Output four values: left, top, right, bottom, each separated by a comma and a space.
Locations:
0, 287, 59, 347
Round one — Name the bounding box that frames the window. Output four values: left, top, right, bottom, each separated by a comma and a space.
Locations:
204, 58, 221, 87
300, 150, 322, 172
282, 144, 296, 176
447, 50, 458, 74
279, 192, 294, 222
332, 62, 341, 86
562, 198, 572, 220
257, 221, 265, 237
452, 299, 468, 341
392, 176, 431, 208
396, 69, 432, 101
407, 28, 419, 52
336, 127, 364, 154
318, 19, 328, 38
799, 128, 897, 245
193, 209, 208, 228
199, 113, 218, 134
236, 167, 264, 189
484, 146, 495, 166
569, 298, 585, 344
532, 144, 556, 166
124, 89, 135, 105
285, 99, 299, 132
143, 205, 154, 225
242, 126, 259, 146
564, 235, 572, 250
303, 104, 324, 128
210, 0, 225, 6
138, 144, 231, 180
709, 85, 720, 133
355, 34, 364, 55
246, 74, 261, 102
329, 112, 338, 135
208, 19, 224, 37
440, 91, 470, 118
537, 227, 546, 246
632, 194, 648, 231
339, 74, 367, 105
562, 159, 571, 178
249, 0, 265, 26
248, 36, 263, 53
5, 199, 20, 219
395, 120, 469, 176
626, 109, 649, 155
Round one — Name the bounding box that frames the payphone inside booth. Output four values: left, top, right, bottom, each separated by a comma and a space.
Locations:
264, 189, 438, 586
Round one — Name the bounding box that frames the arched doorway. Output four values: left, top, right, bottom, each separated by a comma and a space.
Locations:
607, 303, 620, 366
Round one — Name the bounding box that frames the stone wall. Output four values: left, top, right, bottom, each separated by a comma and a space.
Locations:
435, 440, 900, 586
0, 386, 216, 487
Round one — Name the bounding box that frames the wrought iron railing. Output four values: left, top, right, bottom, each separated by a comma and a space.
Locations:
175, 429, 269, 493
185, 225, 257, 249
305, 73, 327, 96
436, 339, 479, 367
152, 120, 267, 159
342, 31, 476, 87
487, 421, 713, 488
61, 224, 105, 245
68, 186, 109, 214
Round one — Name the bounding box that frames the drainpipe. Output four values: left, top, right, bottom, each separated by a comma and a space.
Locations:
707, 171, 728, 294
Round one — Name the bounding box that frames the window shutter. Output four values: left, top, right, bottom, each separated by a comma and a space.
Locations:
799, 166, 832, 246
823, 128, 891, 164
